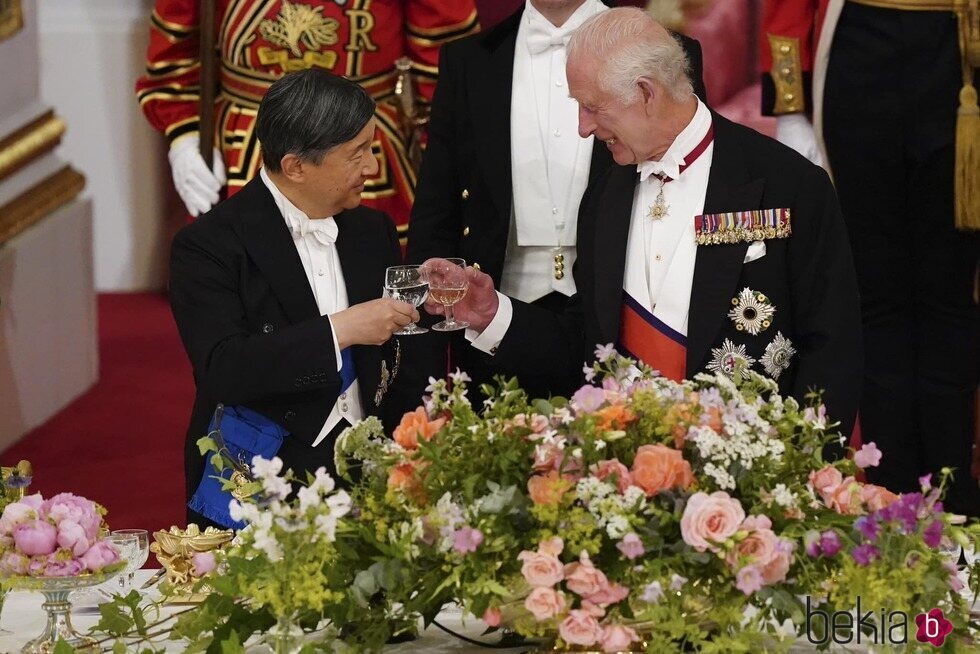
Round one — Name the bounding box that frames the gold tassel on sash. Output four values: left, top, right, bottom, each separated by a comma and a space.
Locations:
955, 1, 980, 230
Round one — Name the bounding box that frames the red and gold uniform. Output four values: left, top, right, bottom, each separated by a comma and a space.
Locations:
136, 0, 479, 235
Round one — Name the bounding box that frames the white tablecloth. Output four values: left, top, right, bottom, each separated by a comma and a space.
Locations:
0, 570, 974, 653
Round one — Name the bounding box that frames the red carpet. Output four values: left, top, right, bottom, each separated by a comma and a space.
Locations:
1, 293, 192, 534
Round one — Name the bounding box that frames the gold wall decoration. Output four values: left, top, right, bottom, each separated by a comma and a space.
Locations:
0, 0, 23, 41
0, 111, 66, 183
0, 165, 86, 244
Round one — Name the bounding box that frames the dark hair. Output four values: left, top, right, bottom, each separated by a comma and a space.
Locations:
256, 68, 376, 172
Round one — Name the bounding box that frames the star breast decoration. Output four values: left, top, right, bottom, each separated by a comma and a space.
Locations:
761, 332, 796, 380
728, 287, 775, 336
707, 339, 756, 378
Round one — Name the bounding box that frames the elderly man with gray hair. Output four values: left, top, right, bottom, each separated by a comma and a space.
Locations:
428, 7, 864, 444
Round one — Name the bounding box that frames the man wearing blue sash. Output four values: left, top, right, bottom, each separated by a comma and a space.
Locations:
169, 69, 427, 527
429, 7, 863, 443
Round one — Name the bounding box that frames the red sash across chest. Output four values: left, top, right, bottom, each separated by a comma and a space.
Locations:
618, 292, 687, 382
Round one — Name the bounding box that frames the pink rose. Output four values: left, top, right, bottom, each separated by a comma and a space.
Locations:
616, 533, 644, 560
593, 459, 633, 494
532, 443, 563, 472
828, 477, 863, 515
563, 551, 608, 597
44, 557, 84, 578
13, 520, 58, 556
0, 501, 39, 536
680, 492, 746, 552
80, 540, 121, 572
758, 540, 794, 585
860, 484, 899, 511
726, 521, 778, 570
57, 520, 92, 557
191, 551, 216, 576
482, 607, 502, 627
808, 466, 843, 504
530, 414, 551, 434
517, 550, 564, 587
586, 581, 630, 606
600, 624, 640, 653
0, 551, 29, 575
558, 609, 603, 647
525, 587, 566, 620
42, 493, 101, 540
538, 536, 564, 557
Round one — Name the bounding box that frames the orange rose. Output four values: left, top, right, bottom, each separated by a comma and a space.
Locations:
393, 407, 446, 450
860, 484, 899, 512
527, 470, 573, 506
631, 444, 694, 496
387, 461, 426, 503
665, 402, 697, 448
595, 405, 637, 432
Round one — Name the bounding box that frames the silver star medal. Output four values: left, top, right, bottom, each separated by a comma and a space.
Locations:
728, 287, 775, 335
707, 338, 756, 378
648, 178, 669, 220
761, 332, 796, 380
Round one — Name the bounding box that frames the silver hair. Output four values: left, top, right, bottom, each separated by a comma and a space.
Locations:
567, 7, 693, 105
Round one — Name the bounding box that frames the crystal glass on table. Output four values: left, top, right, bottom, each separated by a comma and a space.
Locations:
110, 529, 149, 594
422, 257, 470, 332
384, 265, 429, 335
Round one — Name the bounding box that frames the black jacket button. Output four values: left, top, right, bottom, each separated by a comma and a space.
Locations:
262, 323, 274, 333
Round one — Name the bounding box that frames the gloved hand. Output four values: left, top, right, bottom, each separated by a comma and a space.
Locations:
775, 114, 825, 168
168, 135, 227, 217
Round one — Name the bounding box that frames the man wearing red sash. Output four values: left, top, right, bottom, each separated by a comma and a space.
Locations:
136, 0, 479, 237
430, 7, 863, 443
761, 0, 979, 514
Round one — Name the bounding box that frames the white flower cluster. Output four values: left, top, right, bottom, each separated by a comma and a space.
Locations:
689, 409, 786, 491
769, 483, 798, 509
228, 457, 352, 563
575, 477, 646, 539
431, 492, 464, 553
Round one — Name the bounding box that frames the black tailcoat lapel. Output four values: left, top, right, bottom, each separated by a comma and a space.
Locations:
236, 180, 320, 325
686, 115, 765, 374
470, 10, 521, 219
592, 164, 639, 343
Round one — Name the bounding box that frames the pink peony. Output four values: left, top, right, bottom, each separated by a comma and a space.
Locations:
808, 466, 843, 505
0, 551, 29, 575
563, 551, 608, 597
191, 551, 216, 576
600, 624, 640, 653
41, 493, 101, 540
482, 607, 502, 627
80, 540, 121, 572
517, 550, 564, 587
56, 520, 92, 557
13, 520, 58, 556
19, 493, 43, 511
0, 500, 39, 536
586, 581, 630, 607
680, 492, 746, 552
616, 533, 644, 560
593, 459, 633, 494
44, 557, 84, 577
558, 609, 603, 647
854, 442, 882, 469
525, 587, 566, 620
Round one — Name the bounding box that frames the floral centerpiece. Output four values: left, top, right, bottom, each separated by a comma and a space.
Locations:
0, 492, 122, 577
337, 348, 980, 652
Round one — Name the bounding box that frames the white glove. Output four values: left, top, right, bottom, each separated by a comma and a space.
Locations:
167, 135, 227, 217
775, 114, 825, 168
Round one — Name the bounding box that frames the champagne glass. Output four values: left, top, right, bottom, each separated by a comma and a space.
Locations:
423, 258, 469, 332
111, 529, 149, 594
384, 265, 429, 335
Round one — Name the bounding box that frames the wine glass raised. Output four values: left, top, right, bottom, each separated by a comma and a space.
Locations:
384, 265, 429, 335
423, 258, 469, 332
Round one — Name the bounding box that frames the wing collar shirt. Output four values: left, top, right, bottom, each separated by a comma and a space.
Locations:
503, 0, 606, 303
469, 98, 713, 352
260, 168, 364, 446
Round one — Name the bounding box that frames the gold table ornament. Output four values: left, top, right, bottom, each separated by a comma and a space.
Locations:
149, 524, 233, 595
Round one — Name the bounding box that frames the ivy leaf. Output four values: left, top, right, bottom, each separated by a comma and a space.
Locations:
219, 630, 243, 654
94, 601, 135, 636
53, 640, 74, 654
197, 436, 218, 456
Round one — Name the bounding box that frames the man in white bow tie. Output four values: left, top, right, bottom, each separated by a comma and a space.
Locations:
428, 7, 863, 447
169, 69, 431, 526
408, 0, 706, 400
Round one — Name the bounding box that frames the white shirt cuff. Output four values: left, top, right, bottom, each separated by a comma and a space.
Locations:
326, 314, 343, 372
465, 292, 512, 355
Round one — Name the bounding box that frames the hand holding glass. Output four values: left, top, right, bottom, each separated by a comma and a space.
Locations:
384, 266, 429, 335
423, 258, 469, 332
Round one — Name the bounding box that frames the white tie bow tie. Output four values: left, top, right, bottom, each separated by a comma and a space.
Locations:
526, 23, 572, 55
290, 216, 338, 246
637, 156, 683, 183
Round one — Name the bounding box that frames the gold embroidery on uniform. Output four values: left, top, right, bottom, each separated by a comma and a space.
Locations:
345, 9, 379, 53
259, 0, 340, 57
767, 34, 805, 114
